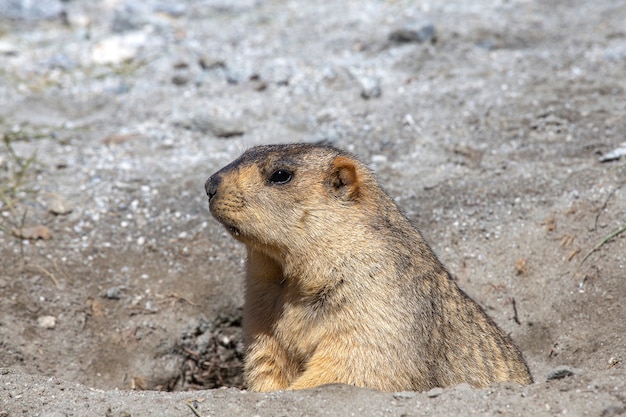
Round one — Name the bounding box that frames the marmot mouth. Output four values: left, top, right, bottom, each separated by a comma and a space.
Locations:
217, 218, 242, 238
210, 208, 242, 238
226, 225, 242, 237
210, 206, 238, 232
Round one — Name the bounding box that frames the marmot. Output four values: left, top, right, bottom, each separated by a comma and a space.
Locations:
205, 143, 532, 392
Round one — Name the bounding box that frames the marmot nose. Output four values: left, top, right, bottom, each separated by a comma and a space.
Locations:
205, 174, 222, 201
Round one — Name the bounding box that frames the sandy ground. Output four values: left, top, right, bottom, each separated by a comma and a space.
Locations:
1, 0, 625, 415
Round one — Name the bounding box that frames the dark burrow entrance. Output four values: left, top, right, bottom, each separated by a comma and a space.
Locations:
175, 307, 245, 390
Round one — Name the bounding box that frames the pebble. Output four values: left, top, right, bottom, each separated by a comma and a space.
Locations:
599, 144, 626, 162
47, 195, 73, 215
0, 39, 17, 55
389, 21, 436, 44
12, 225, 52, 240
104, 287, 122, 300
91, 32, 147, 65
359, 76, 382, 99
393, 391, 416, 400
37, 315, 57, 329
426, 387, 444, 398
546, 365, 579, 381
225, 68, 245, 85
172, 73, 190, 86
199, 56, 226, 71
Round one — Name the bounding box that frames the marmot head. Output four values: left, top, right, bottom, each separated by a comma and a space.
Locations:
205, 144, 378, 259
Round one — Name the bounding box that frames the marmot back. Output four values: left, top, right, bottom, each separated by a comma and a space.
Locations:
205, 143, 532, 392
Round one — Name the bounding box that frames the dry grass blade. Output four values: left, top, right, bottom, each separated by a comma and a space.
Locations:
32, 264, 61, 288
1, 130, 38, 236
578, 224, 626, 268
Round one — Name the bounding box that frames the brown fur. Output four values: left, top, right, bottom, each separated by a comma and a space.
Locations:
205, 143, 533, 392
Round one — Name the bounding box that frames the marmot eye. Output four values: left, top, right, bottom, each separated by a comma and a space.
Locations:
268, 169, 293, 185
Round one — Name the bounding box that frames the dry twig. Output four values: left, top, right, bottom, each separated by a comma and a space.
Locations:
186, 401, 204, 417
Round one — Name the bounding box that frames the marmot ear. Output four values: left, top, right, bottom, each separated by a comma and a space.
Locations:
328, 156, 361, 201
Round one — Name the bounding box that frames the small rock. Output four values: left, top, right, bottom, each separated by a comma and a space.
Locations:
91, 32, 147, 65
12, 225, 52, 240
599, 144, 626, 162
393, 391, 416, 400
359, 76, 382, 99
104, 287, 122, 300
0, 39, 18, 56
452, 382, 473, 392
546, 365, 579, 381
198, 56, 226, 71
37, 315, 56, 329
225, 68, 244, 84
190, 115, 245, 138
47, 195, 73, 215
389, 21, 436, 43
172, 73, 190, 86
515, 257, 527, 275
426, 387, 444, 398
371, 154, 388, 164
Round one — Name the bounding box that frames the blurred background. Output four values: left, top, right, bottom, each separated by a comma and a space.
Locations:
0, 0, 624, 399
